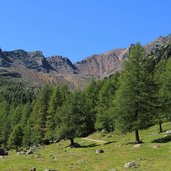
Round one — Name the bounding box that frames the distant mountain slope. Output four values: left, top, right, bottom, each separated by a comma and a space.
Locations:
0, 34, 171, 89
75, 48, 126, 77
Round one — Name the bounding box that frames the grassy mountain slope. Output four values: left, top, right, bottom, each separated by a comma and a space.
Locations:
1, 122, 171, 171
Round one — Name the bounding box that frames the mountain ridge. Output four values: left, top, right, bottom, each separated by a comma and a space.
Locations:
0, 34, 171, 89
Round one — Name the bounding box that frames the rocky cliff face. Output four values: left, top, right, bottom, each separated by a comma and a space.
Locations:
75, 48, 128, 77
47, 56, 79, 74
0, 34, 171, 89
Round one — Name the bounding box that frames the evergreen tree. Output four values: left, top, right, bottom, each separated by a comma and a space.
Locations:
22, 119, 33, 147
95, 74, 119, 132
8, 124, 23, 149
10, 105, 23, 128
154, 59, 167, 132
31, 86, 52, 143
0, 102, 11, 146
159, 58, 171, 124
57, 91, 95, 146
45, 86, 69, 142
21, 103, 32, 127
84, 79, 103, 108
114, 43, 156, 143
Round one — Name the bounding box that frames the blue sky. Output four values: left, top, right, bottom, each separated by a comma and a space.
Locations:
0, 0, 170, 62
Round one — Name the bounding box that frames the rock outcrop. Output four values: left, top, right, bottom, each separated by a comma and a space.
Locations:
47, 56, 79, 74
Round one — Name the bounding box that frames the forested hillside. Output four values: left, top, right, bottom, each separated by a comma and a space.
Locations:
0, 43, 171, 151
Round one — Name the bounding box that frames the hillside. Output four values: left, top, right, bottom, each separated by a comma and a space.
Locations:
1, 123, 171, 171
0, 34, 171, 89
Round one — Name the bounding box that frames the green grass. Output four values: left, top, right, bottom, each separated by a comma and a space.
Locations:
1, 123, 171, 171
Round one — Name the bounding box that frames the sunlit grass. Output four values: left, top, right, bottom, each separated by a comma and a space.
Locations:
1, 122, 171, 171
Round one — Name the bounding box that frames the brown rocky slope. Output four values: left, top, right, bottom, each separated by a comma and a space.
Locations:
0, 34, 171, 89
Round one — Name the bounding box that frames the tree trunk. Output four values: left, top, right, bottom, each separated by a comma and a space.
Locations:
159, 122, 163, 133
135, 129, 142, 144
69, 138, 75, 146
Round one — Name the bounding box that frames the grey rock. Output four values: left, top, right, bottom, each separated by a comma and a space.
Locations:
17, 151, 26, 155
124, 161, 138, 168
133, 144, 142, 148
47, 56, 79, 74
0, 148, 8, 156
166, 130, 171, 135
26, 149, 34, 155
95, 149, 104, 154
30, 167, 36, 171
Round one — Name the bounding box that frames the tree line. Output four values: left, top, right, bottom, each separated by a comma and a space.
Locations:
0, 43, 171, 149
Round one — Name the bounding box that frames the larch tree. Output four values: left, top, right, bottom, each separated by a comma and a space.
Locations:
8, 124, 23, 150
57, 91, 95, 146
114, 43, 156, 144
159, 58, 171, 124
95, 74, 119, 132
31, 86, 52, 143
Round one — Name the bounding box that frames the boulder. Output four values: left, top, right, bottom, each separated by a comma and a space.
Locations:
124, 161, 138, 168
26, 149, 34, 155
30, 167, 36, 171
0, 148, 8, 156
166, 130, 171, 135
17, 151, 26, 155
95, 149, 104, 154
133, 144, 142, 148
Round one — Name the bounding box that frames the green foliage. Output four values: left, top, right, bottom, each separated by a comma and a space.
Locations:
114, 43, 157, 142
8, 124, 23, 149
1, 43, 171, 148
57, 91, 95, 144
31, 86, 52, 143
21, 103, 32, 126
95, 73, 120, 132
0, 80, 34, 105
45, 85, 69, 142
159, 58, 171, 118
22, 119, 33, 147
0, 102, 11, 146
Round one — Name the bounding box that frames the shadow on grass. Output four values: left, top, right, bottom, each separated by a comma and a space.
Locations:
125, 141, 144, 145
103, 141, 116, 145
69, 141, 116, 148
67, 143, 100, 148
79, 143, 100, 148
152, 135, 171, 143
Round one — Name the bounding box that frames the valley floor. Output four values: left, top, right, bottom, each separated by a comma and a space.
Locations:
1, 123, 171, 171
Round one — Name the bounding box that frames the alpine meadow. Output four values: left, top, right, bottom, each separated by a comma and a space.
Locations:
0, 1, 171, 170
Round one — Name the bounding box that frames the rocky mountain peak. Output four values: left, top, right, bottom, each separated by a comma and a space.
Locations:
47, 55, 79, 74
28, 51, 44, 59
145, 34, 171, 54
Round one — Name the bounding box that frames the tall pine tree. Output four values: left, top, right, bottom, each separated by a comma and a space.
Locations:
114, 43, 156, 143
57, 91, 95, 146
